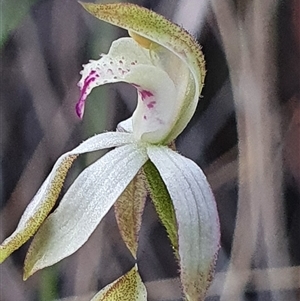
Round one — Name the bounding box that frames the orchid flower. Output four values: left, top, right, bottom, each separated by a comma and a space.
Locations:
0, 3, 220, 301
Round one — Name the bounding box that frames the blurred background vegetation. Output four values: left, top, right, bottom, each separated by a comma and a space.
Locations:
0, 0, 299, 300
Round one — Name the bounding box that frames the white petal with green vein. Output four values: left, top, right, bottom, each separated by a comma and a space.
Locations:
147, 146, 220, 301
0, 131, 133, 264
24, 143, 148, 279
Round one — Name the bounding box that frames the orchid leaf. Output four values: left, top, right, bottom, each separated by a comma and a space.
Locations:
147, 146, 220, 301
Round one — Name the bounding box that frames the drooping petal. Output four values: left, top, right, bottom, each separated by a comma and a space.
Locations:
90, 264, 147, 301
80, 3, 206, 143
147, 146, 220, 301
114, 170, 147, 259
77, 37, 177, 143
0, 132, 133, 264
23, 143, 148, 279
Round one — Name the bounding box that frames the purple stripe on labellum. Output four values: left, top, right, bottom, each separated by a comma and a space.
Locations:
132, 84, 156, 109
76, 99, 84, 119
76, 70, 98, 118
138, 90, 156, 110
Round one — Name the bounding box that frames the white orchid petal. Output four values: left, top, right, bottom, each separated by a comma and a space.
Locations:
23, 143, 148, 279
90, 264, 147, 301
147, 146, 220, 301
19, 132, 133, 222
0, 132, 133, 263
72, 131, 134, 153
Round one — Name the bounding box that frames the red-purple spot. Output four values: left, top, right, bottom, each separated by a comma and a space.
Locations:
147, 100, 156, 109
143, 115, 147, 120
140, 90, 154, 100
106, 69, 113, 75
132, 85, 156, 109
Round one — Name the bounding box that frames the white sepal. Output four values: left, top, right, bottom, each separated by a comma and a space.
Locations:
147, 145, 220, 301
0, 131, 133, 264
16, 132, 134, 228
24, 143, 148, 279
